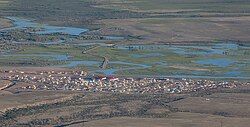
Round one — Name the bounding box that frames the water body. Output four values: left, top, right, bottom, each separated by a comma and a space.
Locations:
113, 43, 250, 78
57, 60, 150, 75
116, 45, 163, 50
1, 17, 124, 40
103, 36, 125, 40
225, 71, 241, 77
169, 44, 236, 56
117, 43, 239, 56
1, 43, 248, 78
3, 17, 89, 36
195, 58, 234, 67
58, 61, 101, 68
213, 43, 238, 50
94, 62, 150, 75
131, 53, 163, 58
1, 52, 151, 75
134, 74, 250, 80
1, 54, 69, 61
1, 17, 248, 78
117, 43, 242, 65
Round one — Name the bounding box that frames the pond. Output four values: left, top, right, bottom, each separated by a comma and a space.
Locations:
2, 17, 88, 35
131, 53, 163, 58
0, 17, 249, 79
1, 54, 69, 61
195, 58, 234, 67
111, 43, 249, 79
1, 17, 125, 41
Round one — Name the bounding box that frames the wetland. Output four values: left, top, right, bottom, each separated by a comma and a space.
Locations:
0, 0, 250, 127
0, 17, 249, 79
0, 17, 250, 79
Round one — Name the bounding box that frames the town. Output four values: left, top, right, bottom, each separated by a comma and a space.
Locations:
1, 69, 248, 94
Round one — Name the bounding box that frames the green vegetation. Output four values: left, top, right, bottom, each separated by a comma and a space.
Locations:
0, 0, 249, 126
0, 0, 147, 29
1, 42, 248, 78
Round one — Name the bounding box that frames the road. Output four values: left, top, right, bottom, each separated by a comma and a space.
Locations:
82, 45, 109, 69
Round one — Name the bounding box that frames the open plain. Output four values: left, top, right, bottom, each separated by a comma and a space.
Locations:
0, 0, 250, 126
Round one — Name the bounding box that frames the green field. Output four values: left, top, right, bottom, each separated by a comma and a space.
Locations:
0, 42, 249, 79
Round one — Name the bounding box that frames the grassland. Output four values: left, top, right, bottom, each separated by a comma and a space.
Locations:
0, 90, 79, 111
85, 114, 250, 127
0, 0, 146, 29
0, 42, 249, 79
0, 86, 250, 127
97, 0, 250, 42
0, 17, 11, 28
101, 16, 250, 43
99, 0, 250, 13
0, 0, 8, 7
0, 0, 249, 126
1, 0, 250, 42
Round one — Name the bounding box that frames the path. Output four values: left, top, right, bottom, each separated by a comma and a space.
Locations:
82, 45, 109, 69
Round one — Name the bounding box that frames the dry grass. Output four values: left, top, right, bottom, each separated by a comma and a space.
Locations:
0, 91, 79, 111
0, 89, 249, 126
0, 18, 12, 29
170, 93, 250, 117
101, 16, 250, 43
84, 114, 250, 127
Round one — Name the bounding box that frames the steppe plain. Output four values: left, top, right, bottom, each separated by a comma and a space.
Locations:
0, 0, 250, 126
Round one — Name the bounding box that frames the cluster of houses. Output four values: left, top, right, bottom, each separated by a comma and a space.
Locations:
1, 69, 248, 94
